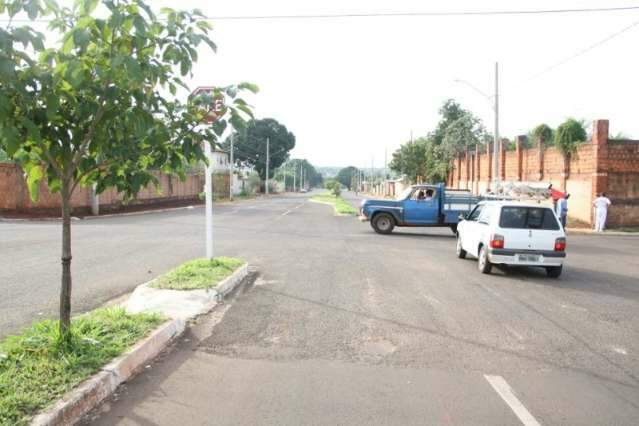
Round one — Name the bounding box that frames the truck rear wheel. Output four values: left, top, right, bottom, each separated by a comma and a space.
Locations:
372, 213, 395, 234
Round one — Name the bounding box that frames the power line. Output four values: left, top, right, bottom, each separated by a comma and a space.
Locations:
202, 5, 639, 21
2, 5, 639, 23
515, 19, 639, 88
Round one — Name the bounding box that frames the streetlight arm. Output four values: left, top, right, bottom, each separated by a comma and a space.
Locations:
453, 79, 494, 104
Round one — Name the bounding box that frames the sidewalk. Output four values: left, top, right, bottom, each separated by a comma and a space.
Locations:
0, 194, 272, 222
566, 227, 639, 236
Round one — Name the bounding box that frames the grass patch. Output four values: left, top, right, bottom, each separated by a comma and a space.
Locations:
310, 193, 358, 215
0, 307, 163, 426
150, 257, 245, 290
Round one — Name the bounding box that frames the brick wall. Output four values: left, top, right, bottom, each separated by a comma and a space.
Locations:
447, 120, 639, 227
606, 140, 639, 226
0, 164, 211, 215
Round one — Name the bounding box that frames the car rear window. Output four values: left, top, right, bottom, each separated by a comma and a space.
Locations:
499, 207, 560, 230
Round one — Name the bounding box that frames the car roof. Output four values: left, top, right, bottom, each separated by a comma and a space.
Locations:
478, 200, 554, 209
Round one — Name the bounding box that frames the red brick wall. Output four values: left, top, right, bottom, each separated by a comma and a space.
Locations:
607, 140, 639, 226
0, 164, 206, 214
446, 120, 639, 227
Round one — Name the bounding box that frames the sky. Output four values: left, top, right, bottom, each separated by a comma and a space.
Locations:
33, 1, 639, 167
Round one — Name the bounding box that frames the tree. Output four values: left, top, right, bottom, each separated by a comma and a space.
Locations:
555, 118, 587, 158
390, 100, 489, 184
0, 0, 255, 342
389, 138, 427, 183
229, 118, 295, 184
336, 166, 359, 190
431, 99, 468, 146
434, 113, 486, 180
325, 179, 341, 196
531, 124, 554, 147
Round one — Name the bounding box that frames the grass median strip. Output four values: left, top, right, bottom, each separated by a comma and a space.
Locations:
0, 308, 163, 426
310, 193, 358, 215
150, 257, 245, 290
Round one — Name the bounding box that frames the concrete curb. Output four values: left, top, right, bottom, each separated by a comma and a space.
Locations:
215, 263, 249, 298
0, 195, 270, 223
308, 198, 355, 217
0, 205, 202, 223
126, 263, 248, 320
82, 205, 203, 220
30, 319, 186, 426
567, 228, 639, 236
29, 263, 248, 426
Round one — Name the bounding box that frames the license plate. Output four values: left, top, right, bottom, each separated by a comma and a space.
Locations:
517, 254, 540, 262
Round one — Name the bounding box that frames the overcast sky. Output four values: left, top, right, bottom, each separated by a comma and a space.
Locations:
60, 1, 639, 167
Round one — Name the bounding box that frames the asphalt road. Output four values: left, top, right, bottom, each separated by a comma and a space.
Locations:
2, 191, 639, 425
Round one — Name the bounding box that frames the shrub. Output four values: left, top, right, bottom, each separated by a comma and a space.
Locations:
555, 118, 587, 158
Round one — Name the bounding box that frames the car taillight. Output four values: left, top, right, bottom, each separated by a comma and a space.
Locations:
554, 237, 566, 251
489, 234, 504, 249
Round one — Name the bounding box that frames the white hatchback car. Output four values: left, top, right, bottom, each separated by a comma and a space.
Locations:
456, 201, 566, 277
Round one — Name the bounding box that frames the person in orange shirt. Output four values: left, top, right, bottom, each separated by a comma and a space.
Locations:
548, 184, 566, 209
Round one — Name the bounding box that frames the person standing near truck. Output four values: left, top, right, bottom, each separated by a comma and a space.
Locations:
593, 193, 612, 232
556, 194, 570, 228
548, 184, 566, 210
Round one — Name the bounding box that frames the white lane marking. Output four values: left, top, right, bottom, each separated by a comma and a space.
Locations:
281, 210, 292, 216
612, 346, 628, 355
294, 203, 304, 209
484, 375, 542, 426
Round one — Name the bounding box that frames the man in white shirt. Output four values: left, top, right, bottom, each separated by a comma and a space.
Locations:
593, 193, 612, 232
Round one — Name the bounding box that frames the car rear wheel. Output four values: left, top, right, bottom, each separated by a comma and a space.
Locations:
478, 245, 492, 274
456, 235, 467, 259
371, 213, 395, 234
546, 265, 563, 278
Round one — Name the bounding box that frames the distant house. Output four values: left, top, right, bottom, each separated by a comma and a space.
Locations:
211, 149, 230, 173
207, 149, 257, 196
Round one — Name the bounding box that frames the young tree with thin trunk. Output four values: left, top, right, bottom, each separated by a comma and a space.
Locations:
0, 0, 256, 343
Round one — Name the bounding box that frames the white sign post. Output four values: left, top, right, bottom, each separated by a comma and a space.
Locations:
192, 87, 225, 260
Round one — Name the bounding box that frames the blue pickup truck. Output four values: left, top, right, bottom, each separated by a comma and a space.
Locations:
359, 183, 479, 234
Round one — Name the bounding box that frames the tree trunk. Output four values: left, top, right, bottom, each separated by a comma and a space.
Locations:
562, 153, 571, 191
59, 179, 73, 340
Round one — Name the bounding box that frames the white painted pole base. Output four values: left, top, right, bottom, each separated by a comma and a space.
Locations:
205, 141, 213, 259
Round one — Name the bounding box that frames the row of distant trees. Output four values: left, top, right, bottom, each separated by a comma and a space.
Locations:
274, 159, 323, 189
388, 99, 598, 184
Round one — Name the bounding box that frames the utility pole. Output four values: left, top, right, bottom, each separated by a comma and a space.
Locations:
384, 148, 387, 180
229, 133, 234, 201
282, 165, 286, 192
493, 61, 500, 190
371, 156, 374, 186
453, 64, 500, 191
204, 140, 213, 259
293, 162, 296, 192
265, 137, 270, 195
